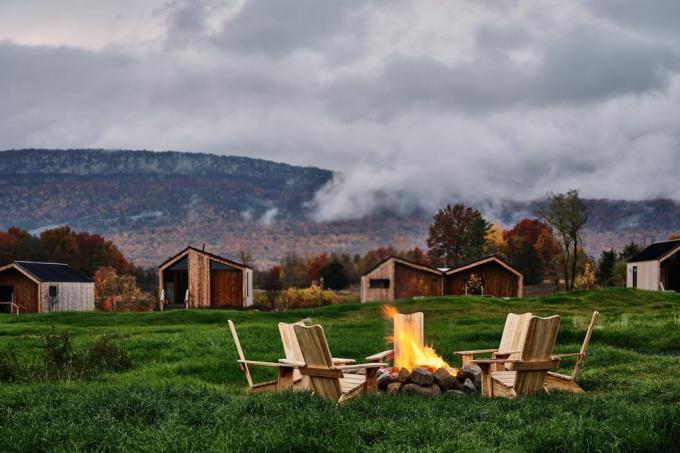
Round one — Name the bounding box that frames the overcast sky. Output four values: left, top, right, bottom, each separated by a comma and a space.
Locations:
1, 0, 680, 220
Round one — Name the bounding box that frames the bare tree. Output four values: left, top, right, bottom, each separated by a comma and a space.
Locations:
538, 190, 588, 291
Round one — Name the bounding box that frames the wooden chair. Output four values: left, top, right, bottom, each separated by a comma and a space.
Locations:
454, 312, 533, 370
545, 311, 599, 393
293, 324, 387, 403
472, 315, 561, 398
365, 312, 423, 365
278, 321, 356, 389
228, 320, 297, 393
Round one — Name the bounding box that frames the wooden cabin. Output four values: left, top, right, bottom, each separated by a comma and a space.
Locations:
360, 255, 522, 303
158, 246, 253, 309
0, 261, 94, 314
627, 239, 680, 291
360, 257, 443, 303
443, 255, 523, 298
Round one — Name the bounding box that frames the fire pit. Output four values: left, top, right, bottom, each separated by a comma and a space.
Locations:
376, 307, 482, 397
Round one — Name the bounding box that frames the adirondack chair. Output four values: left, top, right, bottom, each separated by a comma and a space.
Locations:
293, 324, 387, 403
228, 320, 297, 393
365, 312, 423, 365
545, 311, 599, 393
472, 315, 561, 398
454, 312, 533, 370
278, 321, 356, 389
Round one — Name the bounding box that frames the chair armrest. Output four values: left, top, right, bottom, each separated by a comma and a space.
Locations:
278, 358, 305, 367
332, 357, 356, 365
454, 348, 499, 356
551, 353, 584, 359
238, 359, 294, 368
365, 350, 394, 362
336, 362, 388, 371
471, 358, 522, 365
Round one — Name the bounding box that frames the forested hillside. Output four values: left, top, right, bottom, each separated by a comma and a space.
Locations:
1, 149, 678, 267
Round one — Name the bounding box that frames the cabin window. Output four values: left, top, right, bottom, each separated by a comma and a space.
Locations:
369, 279, 390, 289
632, 266, 637, 288
49, 285, 58, 298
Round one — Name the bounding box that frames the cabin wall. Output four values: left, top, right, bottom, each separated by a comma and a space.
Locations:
188, 249, 211, 308
627, 261, 659, 290
445, 261, 519, 297
361, 260, 394, 302
40, 282, 95, 312
0, 269, 39, 313
244, 268, 253, 307
210, 269, 243, 308
394, 263, 443, 300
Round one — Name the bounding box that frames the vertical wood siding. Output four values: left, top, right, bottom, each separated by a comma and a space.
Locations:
394, 263, 442, 299
40, 282, 95, 312
360, 259, 394, 302
444, 261, 519, 297
210, 269, 243, 308
627, 261, 659, 290
0, 269, 39, 312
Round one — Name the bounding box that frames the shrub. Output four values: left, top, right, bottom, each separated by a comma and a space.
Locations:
575, 261, 598, 290
0, 351, 21, 382
38, 328, 132, 382
275, 281, 336, 310
84, 335, 132, 374
42, 327, 75, 382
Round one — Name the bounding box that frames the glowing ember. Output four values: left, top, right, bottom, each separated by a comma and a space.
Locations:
382, 305, 453, 371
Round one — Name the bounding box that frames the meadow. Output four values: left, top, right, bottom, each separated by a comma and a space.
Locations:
1, 288, 679, 452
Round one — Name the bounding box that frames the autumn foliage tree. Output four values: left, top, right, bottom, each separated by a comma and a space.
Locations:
503, 219, 559, 285
0, 226, 131, 276
427, 203, 491, 267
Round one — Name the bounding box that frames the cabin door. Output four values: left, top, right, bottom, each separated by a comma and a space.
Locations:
0, 286, 13, 313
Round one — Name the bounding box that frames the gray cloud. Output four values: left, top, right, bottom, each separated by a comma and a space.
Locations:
1, 0, 680, 223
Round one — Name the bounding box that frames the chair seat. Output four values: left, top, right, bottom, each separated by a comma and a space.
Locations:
491, 371, 515, 387
340, 374, 366, 392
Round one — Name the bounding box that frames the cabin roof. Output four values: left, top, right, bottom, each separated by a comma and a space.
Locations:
362, 255, 442, 276
444, 255, 523, 278
362, 254, 522, 278
0, 261, 92, 283
628, 239, 680, 263
158, 246, 252, 270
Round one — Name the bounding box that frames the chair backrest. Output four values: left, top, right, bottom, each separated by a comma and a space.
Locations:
278, 321, 307, 382
513, 315, 560, 395
294, 324, 342, 400
572, 311, 599, 379
498, 312, 533, 362
393, 312, 424, 369
228, 320, 253, 389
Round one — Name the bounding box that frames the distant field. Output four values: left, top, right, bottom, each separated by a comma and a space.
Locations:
1, 289, 679, 451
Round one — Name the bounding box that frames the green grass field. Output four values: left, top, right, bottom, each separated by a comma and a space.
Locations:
1, 288, 680, 452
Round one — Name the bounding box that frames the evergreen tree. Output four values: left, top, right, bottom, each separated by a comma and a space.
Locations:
514, 240, 544, 285
318, 259, 348, 290
596, 249, 618, 287
619, 242, 642, 262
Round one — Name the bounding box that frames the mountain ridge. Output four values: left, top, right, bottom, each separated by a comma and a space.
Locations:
1, 149, 678, 267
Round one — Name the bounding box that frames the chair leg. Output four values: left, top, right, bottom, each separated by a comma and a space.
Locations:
365, 368, 378, 392
277, 366, 295, 390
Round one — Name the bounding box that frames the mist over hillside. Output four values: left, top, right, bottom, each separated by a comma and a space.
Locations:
1, 149, 678, 267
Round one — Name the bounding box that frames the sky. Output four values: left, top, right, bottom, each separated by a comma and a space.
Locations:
1, 0, 680, 221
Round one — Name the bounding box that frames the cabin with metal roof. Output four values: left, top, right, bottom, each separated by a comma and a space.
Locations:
158, 246, 253, 309
627, 239, 680, 291
0, 261, 94, 314
360, 255, 522, 303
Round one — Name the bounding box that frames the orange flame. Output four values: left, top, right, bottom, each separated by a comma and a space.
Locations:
381, 305, 452, 371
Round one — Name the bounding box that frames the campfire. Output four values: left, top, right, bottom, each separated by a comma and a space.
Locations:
376, 306, 481, 397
